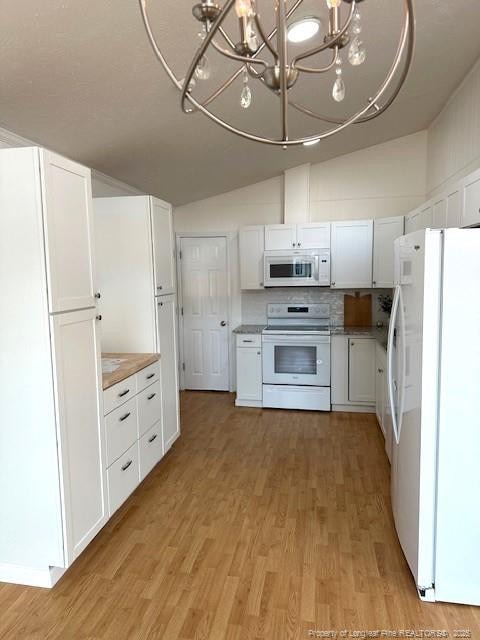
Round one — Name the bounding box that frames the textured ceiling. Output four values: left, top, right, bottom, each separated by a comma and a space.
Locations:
1, 0, 480, 205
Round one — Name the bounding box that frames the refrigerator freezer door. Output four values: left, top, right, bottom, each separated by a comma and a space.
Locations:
391, 229, 442, 592
434, 229, 480, 605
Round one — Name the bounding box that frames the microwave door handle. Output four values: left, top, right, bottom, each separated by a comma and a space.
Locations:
314, 256, 320, 280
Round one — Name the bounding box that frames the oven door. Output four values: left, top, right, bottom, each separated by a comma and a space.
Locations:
262, 334, 331, 386
264, 253, 319, 287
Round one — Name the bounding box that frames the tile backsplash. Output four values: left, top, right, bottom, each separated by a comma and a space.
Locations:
241, 288, 392, 327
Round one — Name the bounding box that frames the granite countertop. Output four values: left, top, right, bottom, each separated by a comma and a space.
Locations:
102, 353, 160, 390
233, 324, 266, 335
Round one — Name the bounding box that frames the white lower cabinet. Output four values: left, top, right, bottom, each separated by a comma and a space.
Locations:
139, 422, 164, 481
331, 336, 376, 410
107, 443, 140, 516
156, 295, 180, 452
103, 361, 164, 517
235, 334, 262, 407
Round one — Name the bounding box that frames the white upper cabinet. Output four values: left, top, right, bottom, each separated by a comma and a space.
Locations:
419, 201, 433, 229
264, 224, 297, 250
151, 198, 176, 295
41, 150, 96, 313
296, 222, 331, 249
373, 215, 404, 288
265, 222, 330, 250
462, 168, 480, 228
331, 220, 373, 289
432, 197, 447, 229
239, 225, 265, 289
446, 187, 462, 228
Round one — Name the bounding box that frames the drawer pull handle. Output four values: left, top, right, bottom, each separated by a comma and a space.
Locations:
121, 460, 133, 472
148, 434, 158, 443
146, 373, 155, 380
119, 412, 131, 422
147, 393, 156, 400
118, 389, 130, 397
243, 340, 253, 343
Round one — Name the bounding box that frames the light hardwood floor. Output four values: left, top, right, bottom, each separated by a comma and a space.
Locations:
1, 391, 479, 639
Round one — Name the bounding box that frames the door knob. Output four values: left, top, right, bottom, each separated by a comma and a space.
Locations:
95, 292, 101, 299
220, 321, 227, 327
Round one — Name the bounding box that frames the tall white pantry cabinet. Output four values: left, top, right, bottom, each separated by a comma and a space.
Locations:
0, 147, 106, 587
94, 196, 180, 453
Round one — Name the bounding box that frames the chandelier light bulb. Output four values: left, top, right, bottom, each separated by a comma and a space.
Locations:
326, 0, 342, 9
235, 0, 252, 19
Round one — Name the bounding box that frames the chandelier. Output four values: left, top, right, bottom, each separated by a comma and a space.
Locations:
139, 0, 415, 147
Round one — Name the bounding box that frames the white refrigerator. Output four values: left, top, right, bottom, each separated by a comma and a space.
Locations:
388, 228, 480, 605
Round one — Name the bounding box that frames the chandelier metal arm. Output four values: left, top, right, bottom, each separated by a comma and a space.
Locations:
277, 0, 289, 141
292, 1, 356, 67
294, 47, 338, 74
179, 0, 237, 113
210, 38, 269, 69
288, 0, 414, 126
253, 9, 278, 59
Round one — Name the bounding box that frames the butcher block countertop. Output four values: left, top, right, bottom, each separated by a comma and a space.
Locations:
102, 353, 160, 390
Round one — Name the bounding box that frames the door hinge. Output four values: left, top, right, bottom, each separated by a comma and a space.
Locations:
181, 307, 184, 316
182, 362, 185, 371
179, 250, 182, 259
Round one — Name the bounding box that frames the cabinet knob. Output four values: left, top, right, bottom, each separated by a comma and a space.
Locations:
292, 242, 295, 247
372, 281, 377, 286
257, 351, 261, 355
95, 292, 101, 299
297, 242, 301, 247
331, 281, 336, 286
96, 314, 102, 321
351, 342, 355, 346
378, 368, 384, 373
220, 320, 227, 327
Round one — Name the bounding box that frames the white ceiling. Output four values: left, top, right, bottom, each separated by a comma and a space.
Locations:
1, 0, 480, 205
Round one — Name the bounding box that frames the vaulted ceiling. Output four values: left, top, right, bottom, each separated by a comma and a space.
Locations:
1, 0, 480, 205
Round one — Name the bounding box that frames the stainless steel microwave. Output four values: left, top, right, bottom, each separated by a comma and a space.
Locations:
263, 249, 330, 287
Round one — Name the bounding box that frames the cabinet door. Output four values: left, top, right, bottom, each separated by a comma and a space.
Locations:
156, 295, 180, 452
446, 188, 462, 228
264, 224, 297, 250
432, 198, 447, 229
405, 209, 421, 234
373, 216, 404, 288
41, 150, 95, 313
375, 344, 387, 435
462, 170, 480, 227
331, 220, 373, 289
348, 338, 375, 403
297, 222, 331, 249
331, 336, 349, 405
50, 308, 106, 566
151, 198, 176, 295
239, 226, 265, 290
419, 203, 433, 229
236, 347, 262, 402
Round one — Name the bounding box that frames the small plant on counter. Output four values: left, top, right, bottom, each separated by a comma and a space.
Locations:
378, 293, 393, 315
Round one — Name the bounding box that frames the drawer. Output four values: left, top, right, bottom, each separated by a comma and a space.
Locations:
104, 374, 137, 415
107, 442, 139, 516
105, 398, 138, 467
137, 381, 162, 438
139, 421, 164, 481
236, 334, 262, 348
136, 361, 160, 394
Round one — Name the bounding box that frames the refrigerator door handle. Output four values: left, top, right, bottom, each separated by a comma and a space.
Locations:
387, 285, 401, 445
396, 288, 407, 444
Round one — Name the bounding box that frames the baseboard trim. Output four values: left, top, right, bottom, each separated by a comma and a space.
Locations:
235, 399, 263, 408
332, 404, 375, 414
0, 563, 66, 588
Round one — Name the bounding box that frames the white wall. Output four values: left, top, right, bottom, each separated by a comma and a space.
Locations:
309, 131, 427, 221
427, 57, 480, 198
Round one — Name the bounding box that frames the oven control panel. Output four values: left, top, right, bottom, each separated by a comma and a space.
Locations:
266, 303, 330, 319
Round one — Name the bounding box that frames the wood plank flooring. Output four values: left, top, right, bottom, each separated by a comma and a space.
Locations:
1, 391, 479, 639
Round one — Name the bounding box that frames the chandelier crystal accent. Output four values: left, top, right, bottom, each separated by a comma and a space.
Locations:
139, 0, 415, 147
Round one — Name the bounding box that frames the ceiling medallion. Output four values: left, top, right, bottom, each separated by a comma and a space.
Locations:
139, 0, 415, 147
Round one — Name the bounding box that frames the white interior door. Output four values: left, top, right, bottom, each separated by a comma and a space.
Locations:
181, 237, 229, 391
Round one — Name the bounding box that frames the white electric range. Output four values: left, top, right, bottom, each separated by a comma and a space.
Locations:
262, 303, 331, 411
